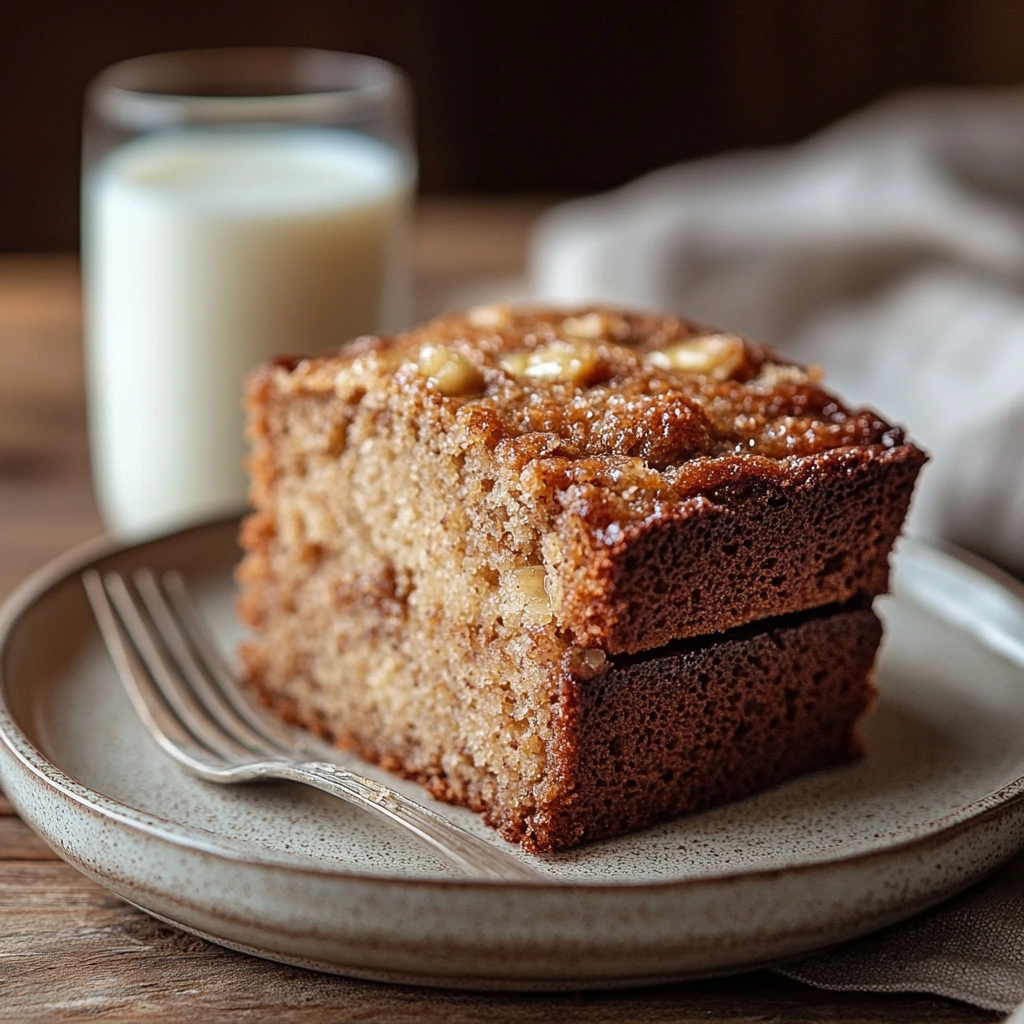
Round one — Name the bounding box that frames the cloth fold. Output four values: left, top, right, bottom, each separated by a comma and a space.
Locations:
531, 88, 1024, 578
782, 856, 1024, 1013
530, 88, 1024, 1015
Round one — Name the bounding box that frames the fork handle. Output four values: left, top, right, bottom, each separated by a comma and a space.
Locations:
270, 762, 539, 881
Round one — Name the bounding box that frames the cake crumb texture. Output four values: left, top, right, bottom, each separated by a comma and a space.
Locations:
238, 306, 924, 851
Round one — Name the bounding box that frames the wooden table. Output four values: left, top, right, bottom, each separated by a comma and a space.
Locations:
0, 200, 992, 1022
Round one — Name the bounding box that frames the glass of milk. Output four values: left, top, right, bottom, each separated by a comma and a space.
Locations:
82, 48, 415, 536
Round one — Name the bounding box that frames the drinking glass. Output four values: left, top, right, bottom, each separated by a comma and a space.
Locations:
83, 48, 415, 535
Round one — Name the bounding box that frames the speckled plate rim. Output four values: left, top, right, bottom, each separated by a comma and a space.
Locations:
2, 517, 1024, 898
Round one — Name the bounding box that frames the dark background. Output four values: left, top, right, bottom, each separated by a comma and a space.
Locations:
5, 0, 1024, 251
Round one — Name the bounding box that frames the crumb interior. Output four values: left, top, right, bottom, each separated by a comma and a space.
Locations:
239, 370, 581, 837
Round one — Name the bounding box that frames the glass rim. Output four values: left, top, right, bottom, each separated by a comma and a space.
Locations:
86, 47, 408, 129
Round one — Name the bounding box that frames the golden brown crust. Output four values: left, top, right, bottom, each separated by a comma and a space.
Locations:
268, 305, 909, 468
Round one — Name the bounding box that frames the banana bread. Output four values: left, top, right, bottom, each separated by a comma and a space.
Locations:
237, 305, 925, 852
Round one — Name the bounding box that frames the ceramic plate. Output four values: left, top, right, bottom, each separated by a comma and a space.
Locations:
2, 519, 1024, 990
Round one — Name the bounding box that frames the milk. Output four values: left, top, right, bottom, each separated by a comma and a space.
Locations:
84, 128, 413, 535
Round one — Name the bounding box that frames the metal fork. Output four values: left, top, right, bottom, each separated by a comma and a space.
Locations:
82, 568, 538, 882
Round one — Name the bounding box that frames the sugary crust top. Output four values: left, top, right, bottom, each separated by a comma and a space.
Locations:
265, 305, 916, 530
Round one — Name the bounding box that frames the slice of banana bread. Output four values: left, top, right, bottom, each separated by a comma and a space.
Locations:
238, 305, 925, 852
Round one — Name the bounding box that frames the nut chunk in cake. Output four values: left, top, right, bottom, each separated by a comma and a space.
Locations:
237, 305, 926, 852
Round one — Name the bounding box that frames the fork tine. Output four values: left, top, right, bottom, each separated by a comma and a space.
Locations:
160, 570, 308, 754
103, 572, 255, 764
134, 569, 280, 760
82, 570, 222, 769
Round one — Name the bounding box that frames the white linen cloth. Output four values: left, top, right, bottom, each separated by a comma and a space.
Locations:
530, 89, 1024, 577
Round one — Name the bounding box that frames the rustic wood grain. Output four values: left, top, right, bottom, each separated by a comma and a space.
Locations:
0, 862, 990, 1024
0, 818, 54, 861
0, 254, 101, 603
0, 202, 995, 1022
